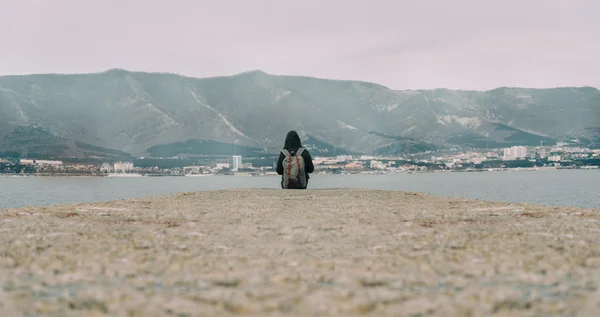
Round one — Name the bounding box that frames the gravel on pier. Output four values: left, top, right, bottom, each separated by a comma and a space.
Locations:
1, 189, 599, 316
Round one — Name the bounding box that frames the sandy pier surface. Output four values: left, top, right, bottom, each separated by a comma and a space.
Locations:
1, 189, 599, 316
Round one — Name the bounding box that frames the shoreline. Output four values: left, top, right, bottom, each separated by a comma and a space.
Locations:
1, 170, 599, 211
1, 189, 599, 316
1, 165, 598, 178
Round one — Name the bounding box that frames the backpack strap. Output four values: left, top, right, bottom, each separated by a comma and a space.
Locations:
295, 148, 303, 180
296, 153, 301, 171
287, 151, 293, 187
281, 149, 291, 157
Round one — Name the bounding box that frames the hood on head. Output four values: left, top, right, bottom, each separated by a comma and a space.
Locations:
284, 130, 302, 149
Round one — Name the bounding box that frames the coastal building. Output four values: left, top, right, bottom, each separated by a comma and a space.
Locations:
315, 163, 345, 170
113, 161, 134, 173
17, 159, 63, 166
336, 155, 353, 162
486, 152, 499, 158
183, 166, 203, 175
35, 160, 63, 166
100, 163, 112, 172
512, 146, 527, 159
345, 162, 363, 169
216, 162, 230, 170
470, 157, 487, 164
232, 155, 242, 171
548, 155, 561, 162
311, 157, 328, 166
538, 147, 547, 158
370, 160, 386, 170
503, 146, 527, 160
503, 148, 512, 160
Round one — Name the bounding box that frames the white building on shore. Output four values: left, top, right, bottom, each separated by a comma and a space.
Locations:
370, 160, 386, 170
232, 155, 242, 171
548, 155, 561, 162
100, 163, 112, 172
113, 161, 134, 173
17, 159, 63, 166
35, 160, 63, 166
216, 162, 230, 170
336, 155, 353, 162
503, 146, 527, 160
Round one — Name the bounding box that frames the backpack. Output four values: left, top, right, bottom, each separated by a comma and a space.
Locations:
282, 148, 307, 189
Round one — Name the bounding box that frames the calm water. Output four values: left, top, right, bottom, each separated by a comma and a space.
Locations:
0, 170, 598, 210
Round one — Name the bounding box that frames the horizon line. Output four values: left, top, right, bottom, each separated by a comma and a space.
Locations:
0, 68, 598, 92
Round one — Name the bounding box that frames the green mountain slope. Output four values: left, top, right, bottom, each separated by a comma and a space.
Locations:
0, 126, 130, 159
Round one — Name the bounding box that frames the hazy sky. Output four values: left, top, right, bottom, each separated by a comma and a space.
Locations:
1, 0, 599, 90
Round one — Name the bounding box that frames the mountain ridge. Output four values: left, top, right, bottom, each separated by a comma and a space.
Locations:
1, 69, 598, 158
4, 68, 597, 92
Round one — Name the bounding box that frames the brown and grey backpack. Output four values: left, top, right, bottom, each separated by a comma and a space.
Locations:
281, 148, 307, 189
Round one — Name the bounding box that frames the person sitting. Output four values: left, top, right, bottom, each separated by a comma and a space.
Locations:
276, 130, 314, 189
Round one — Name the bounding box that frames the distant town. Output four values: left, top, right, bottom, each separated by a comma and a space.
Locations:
1, 143, 599, 177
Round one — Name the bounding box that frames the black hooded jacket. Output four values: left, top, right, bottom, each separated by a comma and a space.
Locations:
276, 131, 314, 178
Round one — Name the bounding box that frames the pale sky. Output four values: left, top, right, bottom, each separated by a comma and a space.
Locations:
1, 0, 599, 90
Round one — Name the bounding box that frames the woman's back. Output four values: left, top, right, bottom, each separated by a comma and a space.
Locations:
276, 130, 314, 188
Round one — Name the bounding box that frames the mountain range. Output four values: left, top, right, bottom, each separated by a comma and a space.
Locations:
1, 69, 599, 159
